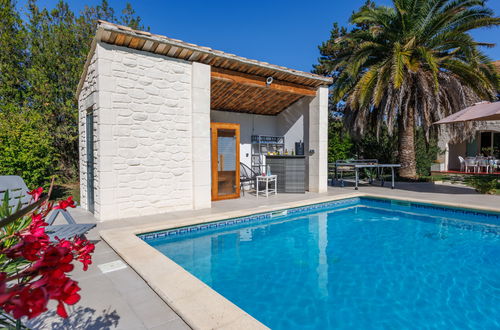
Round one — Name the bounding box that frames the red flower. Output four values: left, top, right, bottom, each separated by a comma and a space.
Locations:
0, 273, 13, 305
30, 213, 47, 227
53, 196, 76, 210
3, 285, 49, 319
6, 235, 43, 261
35, 246, 74, 274
54, 278, 81, 318
27, 187, 43, 202
71, 237, 95, 271
0, 192, 93, 322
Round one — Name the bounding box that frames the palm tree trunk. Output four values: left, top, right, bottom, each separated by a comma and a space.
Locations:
398, 108, 417, 179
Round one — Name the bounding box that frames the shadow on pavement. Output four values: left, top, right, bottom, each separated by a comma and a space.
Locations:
330, 180, 478, 195
27, 306, 120, 330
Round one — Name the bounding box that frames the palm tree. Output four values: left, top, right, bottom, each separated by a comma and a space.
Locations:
324, 0, 499, 178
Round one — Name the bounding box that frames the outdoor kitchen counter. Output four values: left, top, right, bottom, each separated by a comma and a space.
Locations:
266, 155, 306, 193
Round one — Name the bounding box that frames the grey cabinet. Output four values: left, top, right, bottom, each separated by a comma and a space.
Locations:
266, 156, 306, 193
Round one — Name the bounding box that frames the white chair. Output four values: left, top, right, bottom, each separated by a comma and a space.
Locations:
458, 156, 466, 172
477, 158, 490, 173
464, 157, 478, 173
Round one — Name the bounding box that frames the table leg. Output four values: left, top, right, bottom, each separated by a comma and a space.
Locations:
275, 178, 277, 195
391, 167, 395, 189
257, 179, 259, 198
334, 166, 338, 186
266, 179, 269, 198
355, 168, 359, 190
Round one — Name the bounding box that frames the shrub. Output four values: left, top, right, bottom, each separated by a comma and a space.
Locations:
328, 118, 353, 162
464, 176, 499, 194
353, 126, 398, 164
415, 128, 441, 177
352, 127, 441, 178
0, 111, 58, 189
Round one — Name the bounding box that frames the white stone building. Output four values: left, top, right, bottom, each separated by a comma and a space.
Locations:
437, 121, 500, 171
77, 21, 332, 221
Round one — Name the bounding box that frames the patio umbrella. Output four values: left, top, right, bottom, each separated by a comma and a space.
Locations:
434, 101, 500, 124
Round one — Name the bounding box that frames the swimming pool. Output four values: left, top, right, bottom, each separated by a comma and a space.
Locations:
141, 197, 500, 329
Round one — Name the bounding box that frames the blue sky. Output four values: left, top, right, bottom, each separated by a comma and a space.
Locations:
18, 0, 500, 72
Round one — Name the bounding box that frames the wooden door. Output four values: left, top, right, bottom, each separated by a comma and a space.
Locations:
211, 122, 240, 201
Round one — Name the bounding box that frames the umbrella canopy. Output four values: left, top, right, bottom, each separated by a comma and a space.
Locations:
434, 101, 500, 124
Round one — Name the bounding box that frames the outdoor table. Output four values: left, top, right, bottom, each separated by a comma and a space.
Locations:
256, 175, 277, 198
333, 162, 401, 190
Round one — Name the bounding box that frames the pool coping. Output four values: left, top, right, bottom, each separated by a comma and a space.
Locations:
99, 193, 500, 330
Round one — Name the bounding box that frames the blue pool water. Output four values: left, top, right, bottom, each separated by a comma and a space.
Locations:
143, 198, 500, 329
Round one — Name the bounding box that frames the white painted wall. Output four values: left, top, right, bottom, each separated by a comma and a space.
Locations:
191, 63, 212, 209
210, 110, 278, 169
308, 86, 329, 193
277, 99, 309, 151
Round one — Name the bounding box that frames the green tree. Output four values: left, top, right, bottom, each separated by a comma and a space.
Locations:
0, 0, 146, 187
354, 126, 398, 164
120, 2, 147, 30
316, 0, 499, 178
25, 0, 84, 179
414, 128, 440, 176
328, 116, 353, 162
0, 0, 27, 109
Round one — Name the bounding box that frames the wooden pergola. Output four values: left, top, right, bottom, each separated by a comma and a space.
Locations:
211, 68, 317, 115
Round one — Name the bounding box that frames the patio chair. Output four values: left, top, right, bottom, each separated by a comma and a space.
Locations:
492, 159, 500, 173
463, 157, 478, 173
0, 175, 95, 241
0, 175, 31, 212
240, 163, 257, 196
458, 156, 466, 172
477, 157, 490, 173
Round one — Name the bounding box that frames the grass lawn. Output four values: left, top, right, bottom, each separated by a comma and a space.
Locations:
51, 181, 80, 203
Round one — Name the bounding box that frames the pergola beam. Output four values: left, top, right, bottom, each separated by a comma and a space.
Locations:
211, 68, 317, 96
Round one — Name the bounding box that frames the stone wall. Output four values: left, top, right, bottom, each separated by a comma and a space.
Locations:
78, 50, 98, 212
84, 43, 195, 220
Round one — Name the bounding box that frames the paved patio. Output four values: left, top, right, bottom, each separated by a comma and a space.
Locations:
28, 181, 499, 329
